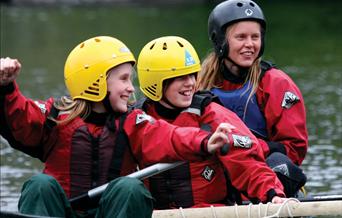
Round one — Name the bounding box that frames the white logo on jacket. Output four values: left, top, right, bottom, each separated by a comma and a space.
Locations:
34, 101, 47, 114
281, 91, 300, 109
135, 112, 155, 125
272, 164, 290, 177
201, 166, 215, 181
232, 134, 252, 149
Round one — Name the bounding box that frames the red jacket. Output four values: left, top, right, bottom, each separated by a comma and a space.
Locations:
222, 67, 308, 165
143, 99, 285, 205
0, 82, 210, 198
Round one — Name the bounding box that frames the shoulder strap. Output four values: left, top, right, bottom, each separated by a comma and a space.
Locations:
187, 90, 221, 116
44, 101, 60, 130
259, 60, 276, 80
107, 112, 130, 181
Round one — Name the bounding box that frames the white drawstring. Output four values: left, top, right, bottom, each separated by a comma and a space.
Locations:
263, 198, 300, 218
210, 205, 218, 218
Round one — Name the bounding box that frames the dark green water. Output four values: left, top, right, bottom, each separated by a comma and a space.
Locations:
1, 0, 341, 212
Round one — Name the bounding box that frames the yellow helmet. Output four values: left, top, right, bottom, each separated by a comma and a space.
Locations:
137, 36, 201, 101
64, 36, 136, 102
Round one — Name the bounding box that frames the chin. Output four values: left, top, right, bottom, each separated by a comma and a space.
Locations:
115, 106, 128, 113
179, 102, 192, 108
239, 62, 253, 68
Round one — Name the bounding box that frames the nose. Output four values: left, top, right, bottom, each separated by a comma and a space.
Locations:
184, 75, 196, 86
127, 80, 135, 92
244, 37, 253, 47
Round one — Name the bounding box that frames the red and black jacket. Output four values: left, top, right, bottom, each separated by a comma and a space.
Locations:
140, 92, 285, 208
0, 82, 211, 198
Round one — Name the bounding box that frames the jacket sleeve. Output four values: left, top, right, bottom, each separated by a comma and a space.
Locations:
257, 69, 308, 165
123, 109, 211, 165
0, 81, 54, 151
202, 103, 285, 202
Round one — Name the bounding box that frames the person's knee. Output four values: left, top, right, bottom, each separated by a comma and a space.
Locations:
103, 177, 153, 202
266, 152, 307, 197
108, 177, 145, 195
98, 177, 153, 217
21, 174, 59, 195
19, 174, 70, 217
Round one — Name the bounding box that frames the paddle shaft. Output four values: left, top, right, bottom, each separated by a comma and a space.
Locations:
69, 161, 185, 207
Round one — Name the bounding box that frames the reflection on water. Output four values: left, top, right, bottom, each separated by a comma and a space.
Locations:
1, 1, 342, 212
0, 137, 42, 211
303, 145, 342, 194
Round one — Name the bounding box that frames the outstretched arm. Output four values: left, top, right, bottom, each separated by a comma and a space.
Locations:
0, 57, 54, 148
124, 110, 231, 164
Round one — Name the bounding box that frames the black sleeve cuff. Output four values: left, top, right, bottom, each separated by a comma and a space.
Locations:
0, 82, 15, 95
266, 189, 278, 203
200, 134, 211, 155
267, 141, 286, 156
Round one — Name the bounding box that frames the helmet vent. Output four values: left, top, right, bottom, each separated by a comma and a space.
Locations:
237, 2, 243, 7
94, 38, 101, 42
80, 43, 85, 48
249, 2, 255, 7
84, 79, 100, 96
163, 43, 167, 50
149, 42, 156, 50
177, 41, 184, 47
144, 85, 157, 96
84, 90, 99, 96
92, 81, 100, 87
88, 86, 99, 91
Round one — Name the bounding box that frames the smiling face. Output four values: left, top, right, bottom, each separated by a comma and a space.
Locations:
226, 21, 261, 68
160, 74, 196, 109
106, 63, 135, 113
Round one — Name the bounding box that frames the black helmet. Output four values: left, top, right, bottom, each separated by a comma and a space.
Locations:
208, 0, 266, 59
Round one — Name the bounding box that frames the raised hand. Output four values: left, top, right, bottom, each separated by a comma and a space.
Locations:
207, 123, 235, 154
0, 57, 21, 86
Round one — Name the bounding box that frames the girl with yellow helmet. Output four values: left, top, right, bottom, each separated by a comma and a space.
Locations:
137, 35, 288, 208
0, 36, 231, 218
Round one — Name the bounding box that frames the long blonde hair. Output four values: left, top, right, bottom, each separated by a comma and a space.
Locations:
49, 96, 92, 125
196, 51, 263, 107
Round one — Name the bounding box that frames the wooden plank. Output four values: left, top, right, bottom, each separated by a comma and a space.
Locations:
1, 200, 341, 218
152, 200, 342, 218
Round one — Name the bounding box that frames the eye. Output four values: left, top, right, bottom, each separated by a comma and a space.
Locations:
236, 34, 245, 40
119, 73, 130, 81
252, 33, 260, 40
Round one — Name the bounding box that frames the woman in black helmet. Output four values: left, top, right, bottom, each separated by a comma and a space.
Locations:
197, 0, 308, 198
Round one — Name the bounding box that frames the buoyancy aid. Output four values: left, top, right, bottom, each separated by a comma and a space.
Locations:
141, 92, 229, 208
211, 83, 268, 138
42, 104, 134, 197
211, 61, 274, 139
